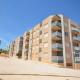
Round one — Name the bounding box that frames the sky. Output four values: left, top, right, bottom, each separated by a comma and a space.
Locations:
0, 0, 80, 48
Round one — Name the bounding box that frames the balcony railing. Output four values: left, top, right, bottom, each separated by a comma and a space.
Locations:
52, 43, 63, 49
74, 46, 80, 51
75, 57, 80, 63
52, 32, 62, 38
52, 56, 63, 63
73, 36, 80, 41
51, 21, 61, 27
72, 27, 79, 32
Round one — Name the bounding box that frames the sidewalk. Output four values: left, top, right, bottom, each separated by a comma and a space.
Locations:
0, 57, 80, 80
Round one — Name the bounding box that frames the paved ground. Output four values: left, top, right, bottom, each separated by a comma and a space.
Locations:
0, 75, 80, 80
0, 57, 80, 80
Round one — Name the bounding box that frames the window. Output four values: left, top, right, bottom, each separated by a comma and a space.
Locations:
39, 39, 42, 43
39, 48, 42, 52
65, 32, 68, 36
76, 43, 79, 46
39, 30, 42, 35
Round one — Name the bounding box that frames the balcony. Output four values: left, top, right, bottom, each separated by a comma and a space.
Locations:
74, 46, 80, 51
52, 32, 62, 40
73, 36, 80, 42
75, 57, 80, 63
52, 56, 63, 63
52, 43, 63, 51
72, 27, 79, 34
51, 21, 61, 31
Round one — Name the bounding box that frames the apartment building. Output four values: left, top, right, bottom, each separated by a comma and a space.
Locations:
9, 41, 15, 57
9, 36, 23, 58
22, 32, 30, 59
9, 14, 80, 69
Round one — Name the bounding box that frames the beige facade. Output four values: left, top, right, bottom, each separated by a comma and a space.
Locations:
9, 36, 23, 58
9, 41, 15, 57
22, 32, 30, 59
9, 14, 80, 69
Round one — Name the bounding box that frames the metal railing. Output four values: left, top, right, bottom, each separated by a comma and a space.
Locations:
52, 32, 62, 37
73, 36, 80, 41
52, 21, 61, 27
74, 46, 80, 51
52, 43, 63, 49
72, 27, 79, 32
52, 56, 63, 63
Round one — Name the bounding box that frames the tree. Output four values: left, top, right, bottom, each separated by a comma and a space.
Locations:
0, 49, 8, 54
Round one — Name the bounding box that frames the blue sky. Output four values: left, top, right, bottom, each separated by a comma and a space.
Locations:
0, 0, 80, 48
